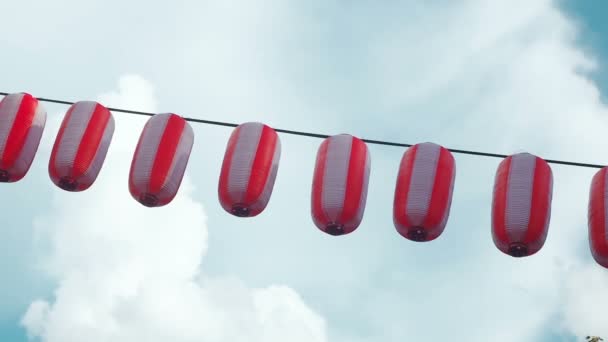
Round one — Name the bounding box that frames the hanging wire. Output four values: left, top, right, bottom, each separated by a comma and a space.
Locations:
1, 91, 605, 169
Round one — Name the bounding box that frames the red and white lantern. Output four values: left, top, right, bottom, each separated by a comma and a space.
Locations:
0, 92, 46, 182
311, 134, 370, 236
588, 167, 608, 269
491, 152, 553, 257
218, 122, 281, 217
49, 101, 114, 191
393, 142, 456, 242
129, 113, 194, 207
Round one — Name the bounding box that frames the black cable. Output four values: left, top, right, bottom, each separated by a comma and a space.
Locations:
1, 91, 605, 169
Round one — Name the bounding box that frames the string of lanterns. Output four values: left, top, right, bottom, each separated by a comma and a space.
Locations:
1, 92, 607, 269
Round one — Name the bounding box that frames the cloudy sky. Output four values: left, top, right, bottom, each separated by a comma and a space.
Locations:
1, 0, 608, 341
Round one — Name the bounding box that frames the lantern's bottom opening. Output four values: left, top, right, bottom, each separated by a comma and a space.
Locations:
58, 177, 78, 191
325, 223, 345, 236
139, 193, 159, 207
0, 170, 9, 182
508, 243, 528, 257
231, 205, 251, 217
407, 227, 428, 242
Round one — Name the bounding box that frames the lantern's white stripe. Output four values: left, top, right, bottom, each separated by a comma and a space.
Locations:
227, 122, 263, 203
54, 101, 97, 176
505, 153, 537, 242
322, 134, 352, 222
405, 142, 441, 226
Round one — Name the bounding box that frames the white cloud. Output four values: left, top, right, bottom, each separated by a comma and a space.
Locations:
558, 261, 608, 337
20, 75, 327, 342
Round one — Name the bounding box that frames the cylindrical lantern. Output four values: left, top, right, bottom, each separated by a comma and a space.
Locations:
49, 101, 114, 191
129, 113, 194, 207
0, 92, 46, 182
218, 122, 281, 217
311, 134, 370, 236
393, 142, 456, 242
491, 152, 553, 257
588, 167, 608, 269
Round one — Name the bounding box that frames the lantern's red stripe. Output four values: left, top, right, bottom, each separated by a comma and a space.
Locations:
2, 94, 37, 169
340, 137, 367, 228
149, 115, 185, 194
245, 125, 277, 205
71, 104, 110, 178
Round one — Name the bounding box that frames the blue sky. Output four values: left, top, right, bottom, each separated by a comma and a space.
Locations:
1, 1, 608, 341
562, 1, 608, 99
